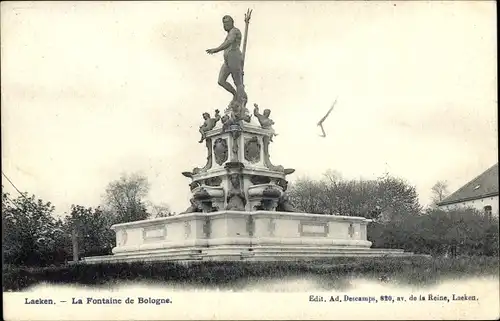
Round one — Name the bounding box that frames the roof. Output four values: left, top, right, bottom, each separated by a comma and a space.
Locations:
438, 163, 499, 206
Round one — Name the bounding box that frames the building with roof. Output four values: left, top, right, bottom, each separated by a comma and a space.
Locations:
437, 163, 499, 217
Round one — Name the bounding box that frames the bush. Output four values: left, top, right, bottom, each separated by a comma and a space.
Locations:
368, 208, 499, 256
3, 256, 498, 292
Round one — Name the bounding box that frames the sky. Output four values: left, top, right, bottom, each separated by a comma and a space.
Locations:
1, 1, 497, 216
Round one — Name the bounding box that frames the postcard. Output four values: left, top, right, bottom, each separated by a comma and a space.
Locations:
2, 1, 498, 320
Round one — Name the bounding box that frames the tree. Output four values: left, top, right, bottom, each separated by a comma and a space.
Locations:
375, 173, 422, 221
63, 205, 115, 258
431, 180, 449, 205
2, 190, 68, 266
103, 173, 151, 223
323, 169, 343, 182
288, 171, 422, 220
369, 207, 499, 256
287, 177, 328, 214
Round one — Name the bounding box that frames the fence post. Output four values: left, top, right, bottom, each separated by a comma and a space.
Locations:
71, 227, 79, 262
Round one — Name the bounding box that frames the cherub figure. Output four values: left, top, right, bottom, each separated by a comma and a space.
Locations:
221, 114, 231, 131
253, 103, 277, 141
227, 99, 251, 123
199, 109, 221, 143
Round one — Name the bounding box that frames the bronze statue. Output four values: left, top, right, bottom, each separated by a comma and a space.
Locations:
253, 104, 274, 129
206, 14, 250, 110
199, 110, 221, 143
276, 193, 298, 212
226, 173, 246, 211
254, 103, 277, 141
221, 102, 250, 130
180, 198, 201, 214
221, 114, 231, 131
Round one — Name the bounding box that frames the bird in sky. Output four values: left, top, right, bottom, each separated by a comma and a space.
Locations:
317, 98, 338, 137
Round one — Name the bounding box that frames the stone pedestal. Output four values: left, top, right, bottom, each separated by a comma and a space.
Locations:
182, 121, 294, 214
82, 211, 413, 263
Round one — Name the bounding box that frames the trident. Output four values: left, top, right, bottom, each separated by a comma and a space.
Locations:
242, 8, 252, 81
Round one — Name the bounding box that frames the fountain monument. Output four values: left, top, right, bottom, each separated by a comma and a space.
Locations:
83, 11, 412, 263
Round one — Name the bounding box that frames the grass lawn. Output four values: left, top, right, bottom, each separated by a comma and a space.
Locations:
3, 256, 499, 292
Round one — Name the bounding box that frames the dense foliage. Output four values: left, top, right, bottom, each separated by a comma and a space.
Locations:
103, 173, 151, 223
369, 208, 499, 256
287, 172, 421, 220
65, 205, 115, 258
288, 171, 499, 257
2, 172, 173, 267
3, 256, 499, 292
2, 191, 115, 266
2, 191, 67, 266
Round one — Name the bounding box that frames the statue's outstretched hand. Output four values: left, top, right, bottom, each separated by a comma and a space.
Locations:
206, 49, 217, 54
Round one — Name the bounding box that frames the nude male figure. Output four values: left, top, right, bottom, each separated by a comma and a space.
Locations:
198, 110, 221, 143
206, 15, 248, 105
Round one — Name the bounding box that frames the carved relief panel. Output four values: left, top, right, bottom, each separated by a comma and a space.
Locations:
244, 136, 261, 164
213, 138, 228, 166
117, 229, 128, 247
